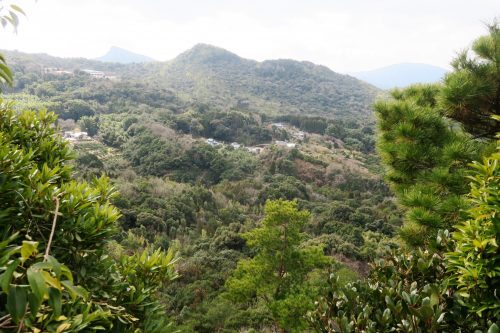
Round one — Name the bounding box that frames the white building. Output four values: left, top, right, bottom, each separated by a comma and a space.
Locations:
82, 69, 105, 79
206, 138, 221, 146
44, 67, 58, 73
231, 142, 241, 149
64, 131, 88, 141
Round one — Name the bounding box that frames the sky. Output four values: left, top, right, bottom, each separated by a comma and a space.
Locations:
0, 0, 499, 73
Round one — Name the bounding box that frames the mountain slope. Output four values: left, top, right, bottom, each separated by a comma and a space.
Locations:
3, 45, 379, 119
351, 63, 448, 89
149, 44, 380, 118
96, 46, 155, 64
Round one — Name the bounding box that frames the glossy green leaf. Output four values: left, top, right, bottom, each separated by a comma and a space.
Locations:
6, 285, 27, 324
0, 258, 20, 292
48, 288, 62, 317
488, 323, 499, 333
28, 292, 42, 318
61, 280, 88, 300
27, 267, 48, 302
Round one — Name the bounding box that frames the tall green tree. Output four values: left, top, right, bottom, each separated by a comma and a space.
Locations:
309, 21, 500, 333
375, 84, 483, 246
78, 115, 99, 136
226, 200, 330, 333
440, 21, 500, 139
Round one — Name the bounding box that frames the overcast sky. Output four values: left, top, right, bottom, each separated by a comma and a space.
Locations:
0, 0, 499, 72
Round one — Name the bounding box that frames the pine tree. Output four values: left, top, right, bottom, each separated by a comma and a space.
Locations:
375, 84, 483, 246
309, 21, 500, 332
440, 21, 500, 139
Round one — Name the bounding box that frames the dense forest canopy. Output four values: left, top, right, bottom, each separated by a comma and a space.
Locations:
0, 34, 400, 332
0, 3, 498, 332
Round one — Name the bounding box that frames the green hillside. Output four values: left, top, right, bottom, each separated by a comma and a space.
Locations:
2, 24, 498, 332
3, 44, 379, 120
151, 44, 379, 117
0, 44, 392, 332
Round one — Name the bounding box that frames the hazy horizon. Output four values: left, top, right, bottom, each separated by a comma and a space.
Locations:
0, 0, 498, 72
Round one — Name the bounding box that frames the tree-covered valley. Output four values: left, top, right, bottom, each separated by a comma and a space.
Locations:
0, 4, 498, 332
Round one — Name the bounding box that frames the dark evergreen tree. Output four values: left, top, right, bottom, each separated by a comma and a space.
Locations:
375, 84, 483, 246
309, 21, 500, 333
440, 21, 500, 139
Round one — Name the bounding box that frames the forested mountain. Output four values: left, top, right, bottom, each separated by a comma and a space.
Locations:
148, 44, 379, 117
351, 63, 448, 89
2, 43, 380, 119
0, 14, 498, 333
0, 40, 394, 332
96, 46, 155, 63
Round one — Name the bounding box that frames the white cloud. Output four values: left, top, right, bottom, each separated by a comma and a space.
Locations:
0, 0, 498, 72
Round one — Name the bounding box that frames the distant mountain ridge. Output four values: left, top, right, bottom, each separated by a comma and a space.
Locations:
351, 63, 448, 89
96, 46, 154, 64
146, 43, 380, 118
3, 44, 379, 119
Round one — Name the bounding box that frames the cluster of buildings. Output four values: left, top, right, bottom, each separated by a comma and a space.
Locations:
206, 139, 243, 149
205, 138, 296, 154
42, 67, 115, 80
81, 69, 106, 79
82, 69, 118, 80
204, 122, 307, 154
